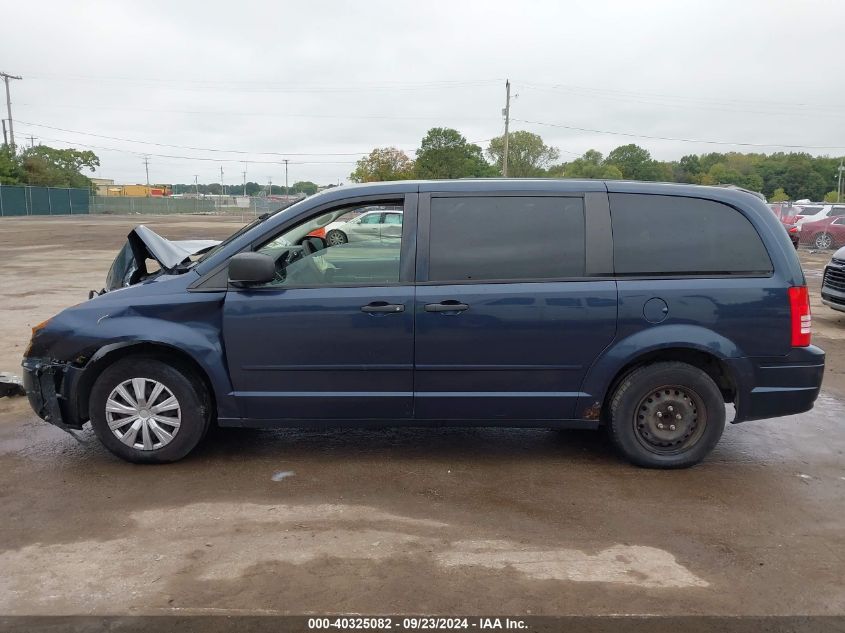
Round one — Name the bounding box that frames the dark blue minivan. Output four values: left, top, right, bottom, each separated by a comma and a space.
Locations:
22, 180, 825, 468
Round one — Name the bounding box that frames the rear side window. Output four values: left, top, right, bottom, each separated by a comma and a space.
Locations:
610, 194, 772, 275
428, 196, 585, 281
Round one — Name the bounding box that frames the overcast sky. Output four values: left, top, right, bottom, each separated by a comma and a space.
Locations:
3, 0, 843, 187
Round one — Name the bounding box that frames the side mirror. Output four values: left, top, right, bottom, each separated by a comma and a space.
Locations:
228, 252, 275, 285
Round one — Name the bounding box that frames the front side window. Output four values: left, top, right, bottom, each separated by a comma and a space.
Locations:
609, 194, 772, 275
254, 202, 404, 287
428, 196, 585, 282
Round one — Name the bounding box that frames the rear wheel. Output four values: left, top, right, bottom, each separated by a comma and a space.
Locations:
89, 357, 210, 463
326, 230, 347, 246
608, 362, 725, 468
814, 232, 833, 249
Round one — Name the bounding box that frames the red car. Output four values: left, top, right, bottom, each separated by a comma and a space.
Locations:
800, 216, 845, 250
770, 205, 800, 248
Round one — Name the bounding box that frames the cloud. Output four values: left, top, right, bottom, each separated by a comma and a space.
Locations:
3, 0, 842, 185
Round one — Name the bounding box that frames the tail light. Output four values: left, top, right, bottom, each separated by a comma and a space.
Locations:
788, 286, 812, 347
307, 227, 326, 239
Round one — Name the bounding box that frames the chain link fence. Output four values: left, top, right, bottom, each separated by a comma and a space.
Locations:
0, 188, 305, 218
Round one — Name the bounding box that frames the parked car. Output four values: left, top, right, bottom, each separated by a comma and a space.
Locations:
793, 203, 845, 227
322, 208, 403, 246
800, 216, 845, 250
821, 248, 845, 312
23, 180, 824, 469
784, 221, 801, 248
769, 204, 800, 248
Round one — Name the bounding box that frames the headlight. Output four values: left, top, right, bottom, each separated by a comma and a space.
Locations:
24, 318, 52, 358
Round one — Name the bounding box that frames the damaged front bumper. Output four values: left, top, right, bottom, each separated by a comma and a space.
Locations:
21, 358, 84, 432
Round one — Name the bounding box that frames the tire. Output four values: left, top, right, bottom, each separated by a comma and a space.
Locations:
814, 232, 833, 250
326, 230, 347, 246
89, 356, 211, 463
608, 361, 725, 469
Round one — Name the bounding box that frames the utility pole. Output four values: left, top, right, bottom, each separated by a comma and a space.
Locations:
220, 166, 225, 196
0, 72, 22, 153
242, 170, 247, 196
268, 177, 272, 197
143, 156, 150, 185
27, 135, 37, 148
193, 175, 199, 196
838, 160, 844, 203
502, 79, 511, 177
283, 159, 289, 196
1, 119, 7, 147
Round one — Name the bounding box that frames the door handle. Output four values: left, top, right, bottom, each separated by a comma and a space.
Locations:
361, 302, 405, 314
424, 301, 469, 313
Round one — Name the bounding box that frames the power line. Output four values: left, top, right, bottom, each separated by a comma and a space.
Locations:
17, 74, 502, 92
515, 80, 844, 114
511, 117, 845, 150
12, 128, 360, 164
15, 120, 378, 155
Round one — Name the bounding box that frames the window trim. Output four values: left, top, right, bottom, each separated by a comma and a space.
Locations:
417, 191, 600, 285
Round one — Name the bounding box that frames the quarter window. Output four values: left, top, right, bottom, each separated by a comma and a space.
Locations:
428, 196, 585, 282
609, 194, 773, 275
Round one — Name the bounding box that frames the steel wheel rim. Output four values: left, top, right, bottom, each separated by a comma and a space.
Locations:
632, 385, 707, 455
105, 377, 181, 451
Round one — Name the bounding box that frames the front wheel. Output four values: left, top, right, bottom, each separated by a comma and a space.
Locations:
814, 232, 833, 249
608, 362, 725, 468
89, 357, 210, 463
326, 229, 347, 246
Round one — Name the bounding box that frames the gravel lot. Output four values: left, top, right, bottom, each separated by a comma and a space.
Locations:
0, 215, 843, 617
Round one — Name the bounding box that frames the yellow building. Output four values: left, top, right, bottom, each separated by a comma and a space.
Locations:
104, 184, 172, 197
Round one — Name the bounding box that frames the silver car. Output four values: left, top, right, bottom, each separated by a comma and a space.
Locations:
325, 209, 403, 246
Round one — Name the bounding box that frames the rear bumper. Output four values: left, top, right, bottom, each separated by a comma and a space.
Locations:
21, 358, 84, 431
729, 346, 825, 423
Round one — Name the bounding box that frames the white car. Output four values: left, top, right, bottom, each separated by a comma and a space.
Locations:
324, 209, 403, 246
793, 203, 845, 226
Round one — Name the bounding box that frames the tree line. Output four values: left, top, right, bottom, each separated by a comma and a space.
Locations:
350, 127, 845, 203
4, 130, 842, 203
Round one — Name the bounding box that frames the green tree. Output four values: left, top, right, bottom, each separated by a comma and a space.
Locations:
824, 190, 840, 203
556, 150, 622, 179
487, 131, 560, 177
604, 144, 661, 180
350, 147, 415, 183
290, 181, 319, 195
414, 127, 495, 179
0, 147, 23, 184
769, 187, 790, 202
20, 145, 99, 188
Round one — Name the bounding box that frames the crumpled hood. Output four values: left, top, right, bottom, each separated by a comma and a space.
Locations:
103, 225, 219, 292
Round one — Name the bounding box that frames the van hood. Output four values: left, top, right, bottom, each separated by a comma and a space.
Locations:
102, 225, 219, 293
834, 246, 845, 261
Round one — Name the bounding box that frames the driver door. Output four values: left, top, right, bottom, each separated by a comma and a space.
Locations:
222, 195, 416, 423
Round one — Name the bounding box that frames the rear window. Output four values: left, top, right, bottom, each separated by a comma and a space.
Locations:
609, 194, 772, 275
428, 196, 585, 281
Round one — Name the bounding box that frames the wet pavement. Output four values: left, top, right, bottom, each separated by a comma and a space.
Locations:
0, 392, 843, 616
0, 215, 844, 617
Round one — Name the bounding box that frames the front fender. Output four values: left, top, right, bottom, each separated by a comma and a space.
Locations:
32, 290, 237, 421
575, 324, 753, 419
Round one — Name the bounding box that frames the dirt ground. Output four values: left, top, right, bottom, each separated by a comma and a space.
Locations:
0, 215, 843, 617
